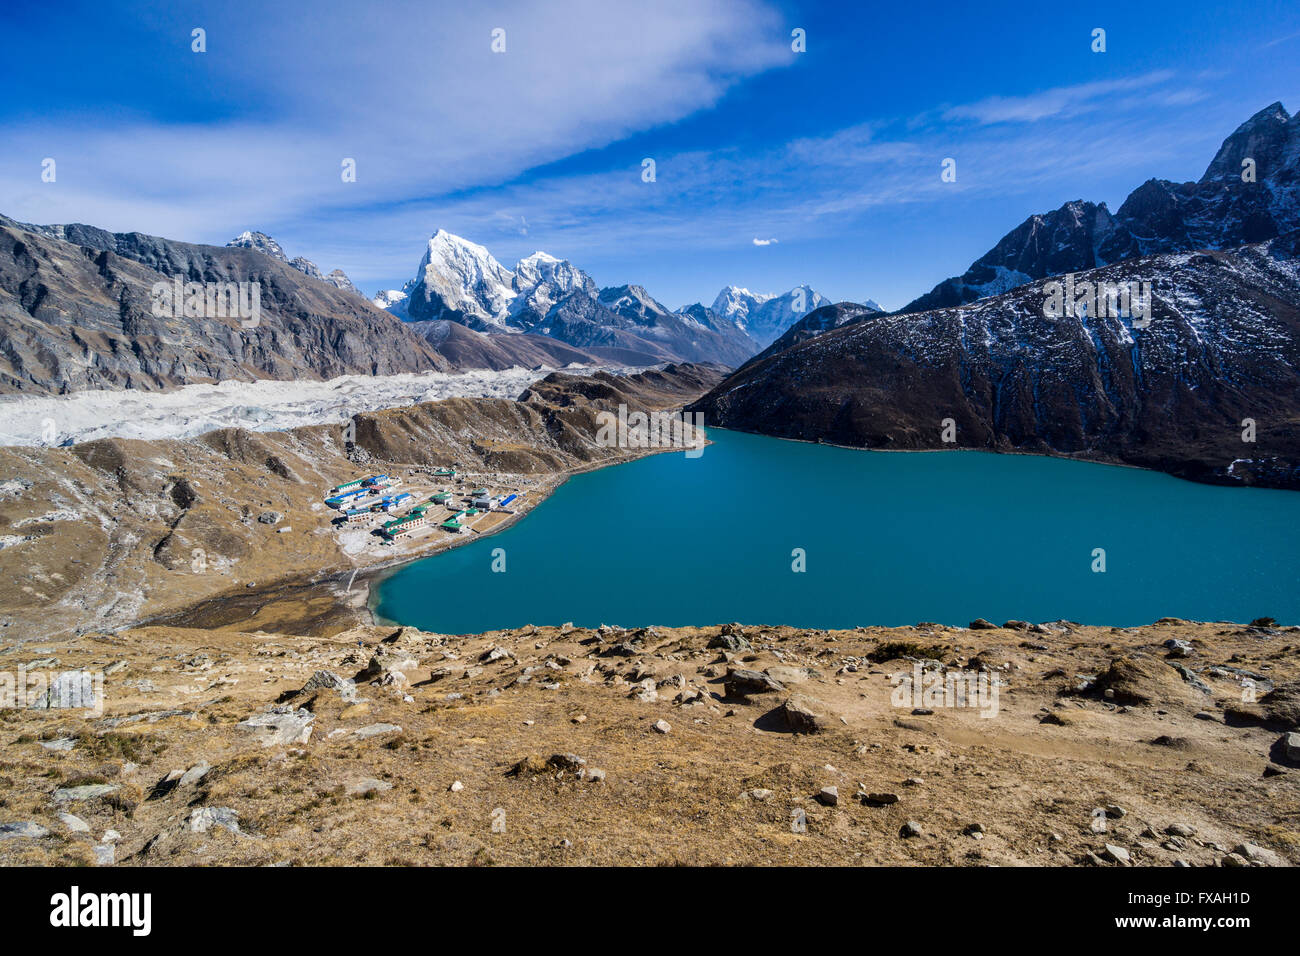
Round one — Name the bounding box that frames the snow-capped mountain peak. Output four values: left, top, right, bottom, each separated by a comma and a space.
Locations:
407, 229, 518, 328
228, 230, 288, 262
711, 285, 774, 322
703, 284, 832, 347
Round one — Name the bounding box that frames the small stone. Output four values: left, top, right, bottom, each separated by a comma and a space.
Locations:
449, 780, 464, 792
651, 719, 671, 734
743, 788, 774, 801
1104, 804, 1126, 819
189, 807, 240, 834
346, 777, 392, 797
1103, 843, 1131, 865
58, 812, 90, 833
178, 762, 211, 787
1283, 731, 1300, 762
963, 823, 986, 837
93, 844, 115, 866
1164, 823, 1197, 838
353, 722, 402, 740
1233, 842, 1280, 865
102, 829, 122, 844
900, 820, 922, 838
860, 792, 899, 806
816, 786, 839, 806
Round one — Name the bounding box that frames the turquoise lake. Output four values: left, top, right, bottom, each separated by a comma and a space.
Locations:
371, 429, 1300, 632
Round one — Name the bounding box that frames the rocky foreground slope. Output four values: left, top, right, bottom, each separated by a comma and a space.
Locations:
0, 364, 724, 641
692, 239, 1300, 489
1, 618, 1296, 866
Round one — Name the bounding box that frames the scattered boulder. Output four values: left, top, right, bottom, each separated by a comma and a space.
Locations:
237, 708, 314, 747
723, 667, 785, 698
0, 821, 48, 840
968, 619, 999, 630
1093, 655, 1205, 708
346, 778, 393, 797
1103, 844, 1131, 865
780, 695, 831, 734
353, 723, 402, 741
816, 786, 839, 807
900, 821, 922, 838
651, 719, 671, 734
859, 792, 899, 807
189, 807, 241, 835
1282, 731, 1300, 762
256, 511, 282, 525
708, 633, 751, 652
53, 784, 119, 803
1261, 680, 1300, 730
298, 670, 357, 701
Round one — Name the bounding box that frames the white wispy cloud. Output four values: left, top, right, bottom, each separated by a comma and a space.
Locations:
752, 237, 777, 245
0, 0, 791, 242
941, 71, 1175, 125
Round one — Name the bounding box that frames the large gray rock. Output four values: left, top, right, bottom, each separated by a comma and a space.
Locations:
723, 668, 785, 698
189, 807, 241, 834
780, 695, 831, 734
53, 784, 119, 803
1283, 731, 1300, 762
353, 723, 402, 740
236, 708, 314, 747
0, 821, 48, 840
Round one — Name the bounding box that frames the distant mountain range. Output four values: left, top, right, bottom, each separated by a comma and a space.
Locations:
0, 209, 846, 393
371, 230, 841, 365
693, 102, 1300, 490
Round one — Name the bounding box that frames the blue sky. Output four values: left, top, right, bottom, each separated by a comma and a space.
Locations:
2, 0, 1298, 310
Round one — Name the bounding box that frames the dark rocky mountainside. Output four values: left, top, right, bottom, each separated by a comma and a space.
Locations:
406, 318, 615, 370
692, 238, 1300, 489
226, 230, 363, 297
903, 102, 1300, 313
0, 216, 449, 394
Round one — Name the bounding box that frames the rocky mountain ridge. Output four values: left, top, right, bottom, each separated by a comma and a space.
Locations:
903, 102, 1300, 314
0, 215, 449, 395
